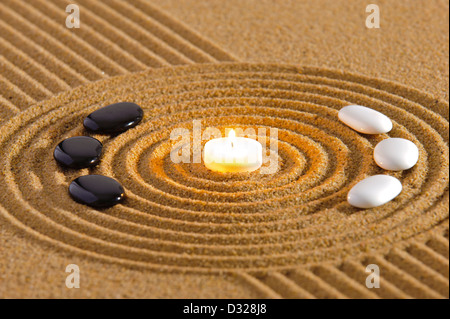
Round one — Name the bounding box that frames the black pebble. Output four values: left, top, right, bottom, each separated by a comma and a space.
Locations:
84, 102, 143, 134
54, 136, 103, 168
69, 175, 125, 208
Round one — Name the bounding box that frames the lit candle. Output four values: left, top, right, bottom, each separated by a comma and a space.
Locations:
204, 129, 263, 173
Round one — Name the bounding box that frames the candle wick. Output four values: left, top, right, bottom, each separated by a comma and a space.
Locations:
229, 129, 236, 149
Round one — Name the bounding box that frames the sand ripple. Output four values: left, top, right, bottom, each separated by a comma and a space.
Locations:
0, 63, 448, 272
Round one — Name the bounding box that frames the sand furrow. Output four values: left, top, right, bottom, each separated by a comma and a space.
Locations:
130, 0, 239, 62
0, 2, 105, 81
0, 38, 71, 93
0, 95, 19, 124
0, 55, 53, 101
363, 255, 445, 299
48, 0, 170, 68
5, 0, 126, 77
73, 0, 194, 65
0, 0, 239, 117
426, 236, 450, 259
340, 260, 410, 299
0, 63, 446, 275
27, 0, 147, 73
234, 272, 283, 299
286, 268, 348, 299
311, 265, 379, 299
407, 242, 449, 278
385, 248, 449, 297
0, 19, 88, 88
0, 74, 35, 109
0, 0, 447, 299
103, 0, 220, 63
259, 272, 316, 299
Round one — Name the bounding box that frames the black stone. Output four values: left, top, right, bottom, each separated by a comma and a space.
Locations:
83, 102, 143, 134
54, 136, 103, 168
69, 175, 125, 208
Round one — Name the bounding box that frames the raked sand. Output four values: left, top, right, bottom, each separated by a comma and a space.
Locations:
0, 0, 448, 298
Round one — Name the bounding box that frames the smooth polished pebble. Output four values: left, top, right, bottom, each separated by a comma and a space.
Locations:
84, 102, 143, 134
338, 104, 393, 134
54, 136, 102, 168
347, 175, 402, 208
374, 138, 419, 171
69, 175, 125, 208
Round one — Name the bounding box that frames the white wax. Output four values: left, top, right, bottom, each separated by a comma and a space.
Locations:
204, 130, 263, 173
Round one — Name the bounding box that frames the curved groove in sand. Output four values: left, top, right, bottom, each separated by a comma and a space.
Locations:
0, 63, 448, 272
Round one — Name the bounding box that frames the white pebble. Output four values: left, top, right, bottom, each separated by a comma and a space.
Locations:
338, 105, 393, 134
374, 138, 419, 171
347, 175, 402, 208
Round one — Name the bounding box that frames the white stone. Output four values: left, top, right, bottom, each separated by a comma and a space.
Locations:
347, 175, 402, 208
374, 138, 419, 171
338, 105, 393, 134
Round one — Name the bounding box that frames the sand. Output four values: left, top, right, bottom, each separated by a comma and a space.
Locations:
0, 0, 448, 299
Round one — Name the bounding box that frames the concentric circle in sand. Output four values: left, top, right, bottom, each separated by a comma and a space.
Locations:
0, 63, 448, 272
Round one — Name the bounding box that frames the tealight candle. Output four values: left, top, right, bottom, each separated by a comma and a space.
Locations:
204, 129, 263, 173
